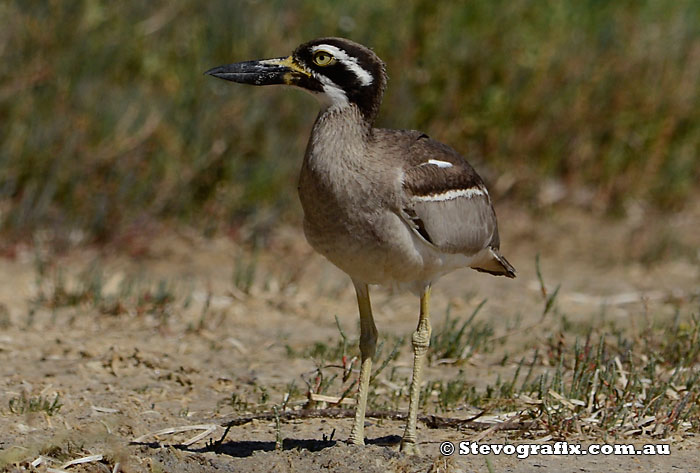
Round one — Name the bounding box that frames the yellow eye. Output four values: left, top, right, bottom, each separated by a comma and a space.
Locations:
313, 51, 335, 66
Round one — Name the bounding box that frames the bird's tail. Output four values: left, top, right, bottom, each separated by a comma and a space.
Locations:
472, 247, 516, 278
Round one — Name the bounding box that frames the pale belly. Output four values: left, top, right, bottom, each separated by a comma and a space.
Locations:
302, 209, 473, 290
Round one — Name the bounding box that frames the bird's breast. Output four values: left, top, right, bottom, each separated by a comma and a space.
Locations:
298, 150, 434, 285
299, 148, 385, 241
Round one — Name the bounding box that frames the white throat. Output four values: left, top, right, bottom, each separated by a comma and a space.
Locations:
314, 77, 350, 111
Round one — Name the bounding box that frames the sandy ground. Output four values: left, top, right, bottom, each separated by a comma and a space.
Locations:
1, 202, 699, 472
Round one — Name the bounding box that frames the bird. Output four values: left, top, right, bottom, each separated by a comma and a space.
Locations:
206, 37, 515, 455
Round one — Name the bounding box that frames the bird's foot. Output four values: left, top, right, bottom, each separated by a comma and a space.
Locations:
348, 436, 365, 446
400, 439, 421, 455
348, 428, 365, 446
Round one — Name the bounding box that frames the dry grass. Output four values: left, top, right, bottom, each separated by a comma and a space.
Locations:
0, 216, 699, 471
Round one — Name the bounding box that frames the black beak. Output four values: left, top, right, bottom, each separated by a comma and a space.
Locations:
205, 56, 310, 86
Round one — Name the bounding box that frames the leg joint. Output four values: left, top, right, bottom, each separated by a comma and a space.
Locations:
411, 328, 431, 352
359, 332, 377, 358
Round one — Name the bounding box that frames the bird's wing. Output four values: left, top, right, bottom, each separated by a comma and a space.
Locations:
396, 133, 515, 277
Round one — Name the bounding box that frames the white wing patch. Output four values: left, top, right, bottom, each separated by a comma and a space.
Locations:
311, 44, 374, 86
423, 159, 453, 168
413, 187, 486, 202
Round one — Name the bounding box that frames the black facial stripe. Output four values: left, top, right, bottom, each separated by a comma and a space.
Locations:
293, 73, 324, 93
317, 61, 368, 89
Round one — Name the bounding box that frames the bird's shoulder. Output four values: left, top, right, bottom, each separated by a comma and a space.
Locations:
371, 128, 485, 197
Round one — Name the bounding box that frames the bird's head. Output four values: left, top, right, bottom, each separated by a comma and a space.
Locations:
206, 37, 387, 121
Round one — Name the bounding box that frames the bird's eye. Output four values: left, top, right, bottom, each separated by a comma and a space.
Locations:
313, 51, 335, 67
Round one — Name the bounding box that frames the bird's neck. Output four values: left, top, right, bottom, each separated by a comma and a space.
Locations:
316, 102, 373, 133
300, 105, 379, 218
307, 105, 373, 169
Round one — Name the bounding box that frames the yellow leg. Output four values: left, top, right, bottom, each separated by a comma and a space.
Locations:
349, 281, 377, 445
400, 284, 432, 455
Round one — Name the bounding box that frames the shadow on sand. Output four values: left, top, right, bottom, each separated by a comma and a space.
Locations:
133, 435, 401, 458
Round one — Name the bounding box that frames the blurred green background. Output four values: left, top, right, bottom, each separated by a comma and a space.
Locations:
1, 0, 699, 243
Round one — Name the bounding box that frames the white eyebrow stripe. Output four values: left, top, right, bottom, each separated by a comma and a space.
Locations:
413, 187, 486, 202
423, 159, 453, 168
311, 44, 373, 86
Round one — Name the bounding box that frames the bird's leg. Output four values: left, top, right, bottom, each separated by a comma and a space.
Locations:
349, 281, 377, 446
400, 284, 432, 455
